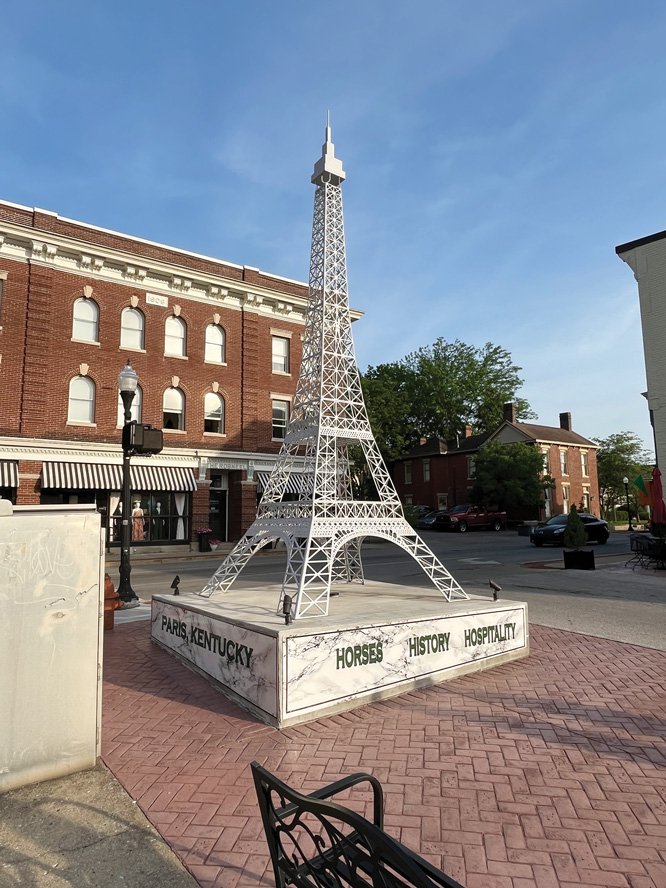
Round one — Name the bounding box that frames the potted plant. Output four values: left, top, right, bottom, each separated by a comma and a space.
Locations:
562, 505, 595, 570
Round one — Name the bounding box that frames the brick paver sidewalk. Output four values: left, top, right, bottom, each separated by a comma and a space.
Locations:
102, 625, 666, 888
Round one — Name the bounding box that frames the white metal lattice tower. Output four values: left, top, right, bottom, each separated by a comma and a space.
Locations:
199, 120, 468, 618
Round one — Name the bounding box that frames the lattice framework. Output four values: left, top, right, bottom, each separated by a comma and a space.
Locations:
199, 123, 467, 618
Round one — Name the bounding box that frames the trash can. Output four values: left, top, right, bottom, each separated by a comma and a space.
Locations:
198, 531, 212, 552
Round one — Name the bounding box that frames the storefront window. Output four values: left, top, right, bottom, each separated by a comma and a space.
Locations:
109, 491, 190, 544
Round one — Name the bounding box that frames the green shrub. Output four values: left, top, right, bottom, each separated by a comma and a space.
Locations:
563, 505, 587, 550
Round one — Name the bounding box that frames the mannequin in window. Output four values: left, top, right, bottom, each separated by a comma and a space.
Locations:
131, 500, 145, 541
152, 501, 165, 539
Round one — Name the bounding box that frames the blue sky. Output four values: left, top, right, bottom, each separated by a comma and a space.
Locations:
2, 1, 664, 452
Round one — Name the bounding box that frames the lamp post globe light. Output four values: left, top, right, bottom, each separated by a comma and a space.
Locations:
623, 476, 633, 531
118, 360, 139, 606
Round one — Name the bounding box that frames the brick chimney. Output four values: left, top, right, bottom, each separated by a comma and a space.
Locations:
503, 402, 517, 423
559, 412, 572, 431
464, 424, 473, 438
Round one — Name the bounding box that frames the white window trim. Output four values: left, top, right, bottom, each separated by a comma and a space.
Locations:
271, 334, 291, 375
559, 448, 569, 475
71, 338, 101, 346
271, 395, 291, 442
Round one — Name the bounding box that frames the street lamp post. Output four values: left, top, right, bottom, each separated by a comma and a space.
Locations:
623, 476, 633, 532
118, 360, 139, 606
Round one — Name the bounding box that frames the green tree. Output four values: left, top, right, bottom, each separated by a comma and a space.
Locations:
470, 440, 552, 513
363, 338, 534, 460
593, 432, 652, 518
563, 505, 587, 550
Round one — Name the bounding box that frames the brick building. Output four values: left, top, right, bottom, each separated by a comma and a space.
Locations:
0, 198, 328, 548
392, 404, 600, 521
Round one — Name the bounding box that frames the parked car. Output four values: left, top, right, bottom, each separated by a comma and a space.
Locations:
416, 509, 449, 529
435, 504, 507, 532
408, 505, 433, 519
530, 513, 609, 546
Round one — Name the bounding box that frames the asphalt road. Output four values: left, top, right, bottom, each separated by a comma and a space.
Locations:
124, 529, 666, 650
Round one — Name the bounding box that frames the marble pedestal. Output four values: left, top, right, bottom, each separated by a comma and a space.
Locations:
151, 583, 528, 728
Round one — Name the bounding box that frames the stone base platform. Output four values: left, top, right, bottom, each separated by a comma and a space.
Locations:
151, 583, 528, 728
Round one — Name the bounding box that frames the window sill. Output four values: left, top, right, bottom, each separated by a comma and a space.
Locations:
204, 360, 228, 367
119, 346, 146, 353
67, 421, 97, 427
164, 353, 188, 360
271, 437, 286, 443
162, 428, 186, 434
272, 369, 291, 377
71, 338, 100, 346
204, 432, 227, 438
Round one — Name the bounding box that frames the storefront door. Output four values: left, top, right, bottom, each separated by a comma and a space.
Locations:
209, 489, 227, 542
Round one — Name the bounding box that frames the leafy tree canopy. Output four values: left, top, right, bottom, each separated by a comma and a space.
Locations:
593, 432, 653, 517
363, 338, 534, 460
470, 440, 552, 513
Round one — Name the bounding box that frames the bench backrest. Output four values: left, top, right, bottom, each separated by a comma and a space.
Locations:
251, 761, 463, 888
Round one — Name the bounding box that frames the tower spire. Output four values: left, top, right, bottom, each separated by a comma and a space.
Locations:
312, 114, 345, 185
199, 124, 467, 618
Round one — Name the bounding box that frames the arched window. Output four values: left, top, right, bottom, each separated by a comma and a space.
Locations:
163, 387, 185, 430
120, 307, 145, 349
72, 298, 99, 342
205, 324, 225, 364
116, 384, 143, 426
68, 376, 96, 423
204, 392, 225, 434
165, 316, 186, 357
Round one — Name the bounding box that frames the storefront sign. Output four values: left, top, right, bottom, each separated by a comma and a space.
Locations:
207, 458, 254, 470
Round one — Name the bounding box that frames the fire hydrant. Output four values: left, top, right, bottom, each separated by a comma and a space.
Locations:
104, 573, 120, 630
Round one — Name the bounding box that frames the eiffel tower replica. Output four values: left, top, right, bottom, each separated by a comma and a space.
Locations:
200, 119, 468, 618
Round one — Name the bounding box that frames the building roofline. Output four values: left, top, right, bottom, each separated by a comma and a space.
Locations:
0, 198, 309, 290
616, 229, 666, 255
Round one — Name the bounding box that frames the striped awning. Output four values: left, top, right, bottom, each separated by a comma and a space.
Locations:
42, 462, 196, 492
130, 464, 197, 492
0, 460, 19, 488
256, 472, 305, 495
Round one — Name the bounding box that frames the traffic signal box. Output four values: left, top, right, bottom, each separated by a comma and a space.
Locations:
121, 423, 164, 455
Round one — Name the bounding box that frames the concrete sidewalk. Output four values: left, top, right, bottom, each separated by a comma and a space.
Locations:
3, 566, 665, 888
0, 763, 198, 887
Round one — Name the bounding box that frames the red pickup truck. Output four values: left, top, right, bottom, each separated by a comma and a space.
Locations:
435, 504, 506, 533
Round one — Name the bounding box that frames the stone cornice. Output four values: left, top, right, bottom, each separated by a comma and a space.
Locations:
0, 435, 290, 470
0, 219, 315, 324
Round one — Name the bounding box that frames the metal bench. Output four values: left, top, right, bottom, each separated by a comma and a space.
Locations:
251, 761, 464, 888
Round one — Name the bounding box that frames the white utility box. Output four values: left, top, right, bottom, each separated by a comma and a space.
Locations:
0, 503, 104, 793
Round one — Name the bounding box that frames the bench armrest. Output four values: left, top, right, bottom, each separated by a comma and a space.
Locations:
307, 773, 384, 828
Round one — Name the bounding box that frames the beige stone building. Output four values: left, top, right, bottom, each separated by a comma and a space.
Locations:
616, 231, 666, 467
